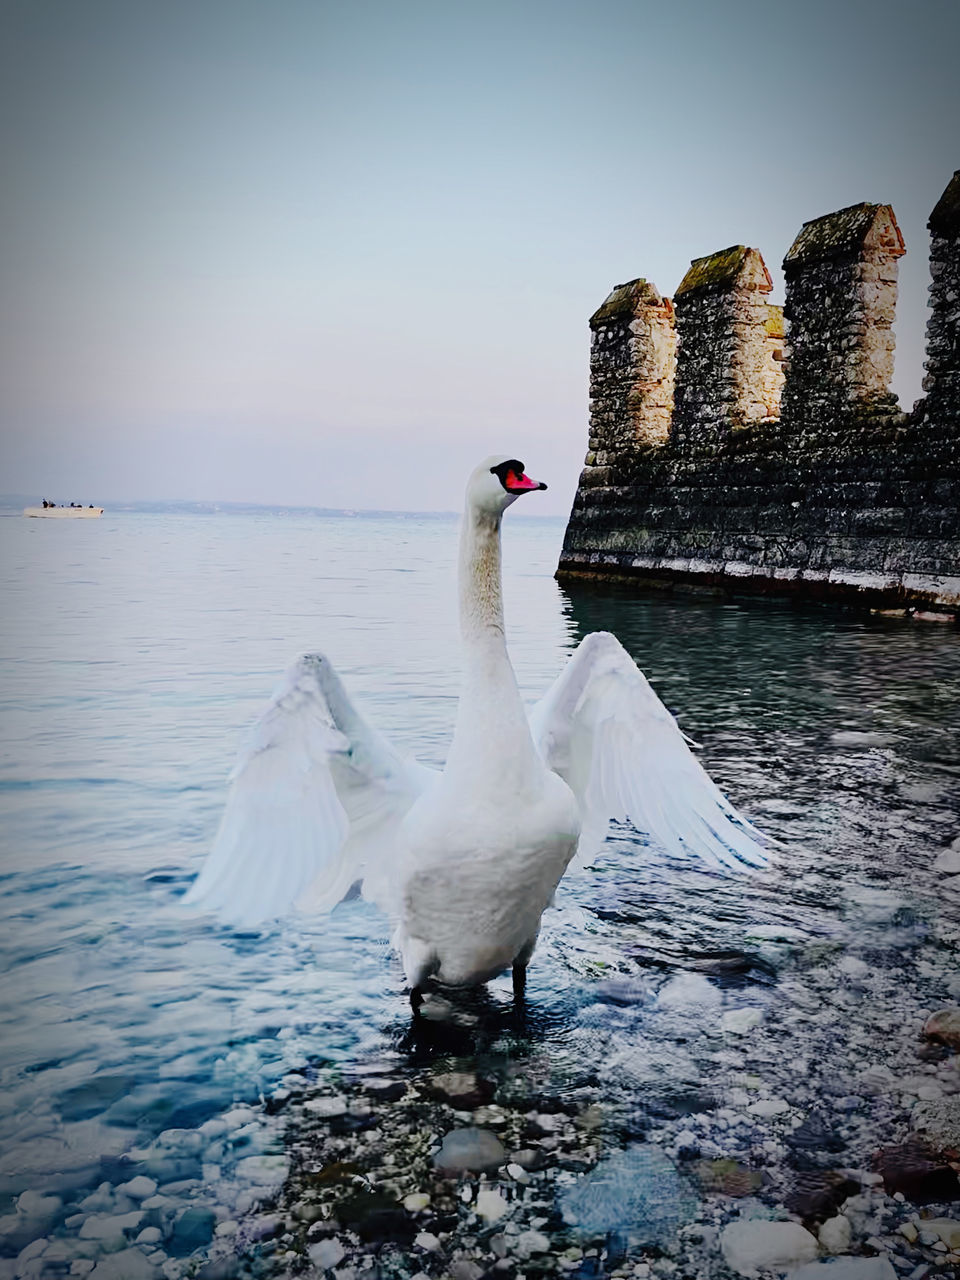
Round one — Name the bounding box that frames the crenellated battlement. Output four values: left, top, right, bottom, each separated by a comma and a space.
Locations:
559, 171, 960, 616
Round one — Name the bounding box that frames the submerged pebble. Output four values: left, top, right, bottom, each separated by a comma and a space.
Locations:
790, 1260, 898, 1280
923, 1006, 960, 1049
560, 1144, 698, 1244
432, 1127, 506, 1173
720, 1218, 819, 1276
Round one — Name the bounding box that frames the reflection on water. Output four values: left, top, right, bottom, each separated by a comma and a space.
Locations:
0, 511, 958, 1252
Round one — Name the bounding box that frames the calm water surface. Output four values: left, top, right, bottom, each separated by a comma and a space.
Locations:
1, 510, 959, 1210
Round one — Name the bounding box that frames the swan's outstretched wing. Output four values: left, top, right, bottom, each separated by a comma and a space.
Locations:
528, 631, 774, 873
184, 654, 434, 926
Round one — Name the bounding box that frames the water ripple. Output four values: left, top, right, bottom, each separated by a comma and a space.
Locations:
0, 511, 958, 1221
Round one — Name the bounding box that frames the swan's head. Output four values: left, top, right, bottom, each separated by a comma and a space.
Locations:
467, 456, 547, 516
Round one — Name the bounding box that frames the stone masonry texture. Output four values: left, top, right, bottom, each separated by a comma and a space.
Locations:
558, 172, 960, 614
671, 246, 783, 454
781, 203, 904, 430
585, 279, 676, 478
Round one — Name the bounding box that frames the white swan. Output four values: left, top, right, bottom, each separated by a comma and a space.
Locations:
185, 456, 772, 1005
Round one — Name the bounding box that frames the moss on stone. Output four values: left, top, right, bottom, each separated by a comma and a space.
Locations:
675, 246, 748, 296
764, 305, 785, 338
590, 278, 665, 327
784, 203, 902, 266
929, 170, 960, 235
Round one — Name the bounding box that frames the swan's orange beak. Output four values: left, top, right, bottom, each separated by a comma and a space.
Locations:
505, 470, 547, 493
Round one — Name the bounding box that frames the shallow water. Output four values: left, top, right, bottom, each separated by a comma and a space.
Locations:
1, 509, 959, 1261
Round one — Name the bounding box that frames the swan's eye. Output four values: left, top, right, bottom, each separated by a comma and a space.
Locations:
490, 459, 526, 490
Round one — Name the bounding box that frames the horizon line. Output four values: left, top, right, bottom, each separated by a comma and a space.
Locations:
1, 494, 566, 520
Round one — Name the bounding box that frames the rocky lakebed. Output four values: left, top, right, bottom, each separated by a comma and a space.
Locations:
3, 838, 960, 1280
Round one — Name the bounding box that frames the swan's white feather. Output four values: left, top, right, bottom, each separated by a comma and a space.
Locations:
187, 459, 776, 990
184, 653, 433, 926
529, 631, 773, 873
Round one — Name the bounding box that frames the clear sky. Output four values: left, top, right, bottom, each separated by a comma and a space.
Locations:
1, 0, 957, 515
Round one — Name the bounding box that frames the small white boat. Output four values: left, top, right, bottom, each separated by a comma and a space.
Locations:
23, 505, 104, 519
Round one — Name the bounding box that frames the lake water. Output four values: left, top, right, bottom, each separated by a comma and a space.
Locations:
1, 509, 959, 1271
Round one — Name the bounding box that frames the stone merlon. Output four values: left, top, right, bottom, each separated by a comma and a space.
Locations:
676, 244, 773, 296
589, 277, 668, 327
929, 169, 960, 234
671, 246, 781, 453
583, 276, 676, 470
783, 202, 904, 267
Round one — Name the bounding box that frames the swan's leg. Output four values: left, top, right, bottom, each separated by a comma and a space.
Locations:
512, 931, 539, 1001
398, 930, 438, 1017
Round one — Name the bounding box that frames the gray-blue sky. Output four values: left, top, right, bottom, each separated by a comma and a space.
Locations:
1, 0, 957, 514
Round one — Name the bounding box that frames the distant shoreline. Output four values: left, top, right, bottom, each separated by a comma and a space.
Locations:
0, 497, 564, 521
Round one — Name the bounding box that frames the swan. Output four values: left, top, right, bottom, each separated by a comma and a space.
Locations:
185, 456, 773, 1007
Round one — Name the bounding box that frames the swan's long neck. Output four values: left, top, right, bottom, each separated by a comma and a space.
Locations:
445, 506, 540, 790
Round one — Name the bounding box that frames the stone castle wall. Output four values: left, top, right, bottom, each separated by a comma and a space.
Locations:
558, 171, 960, 615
